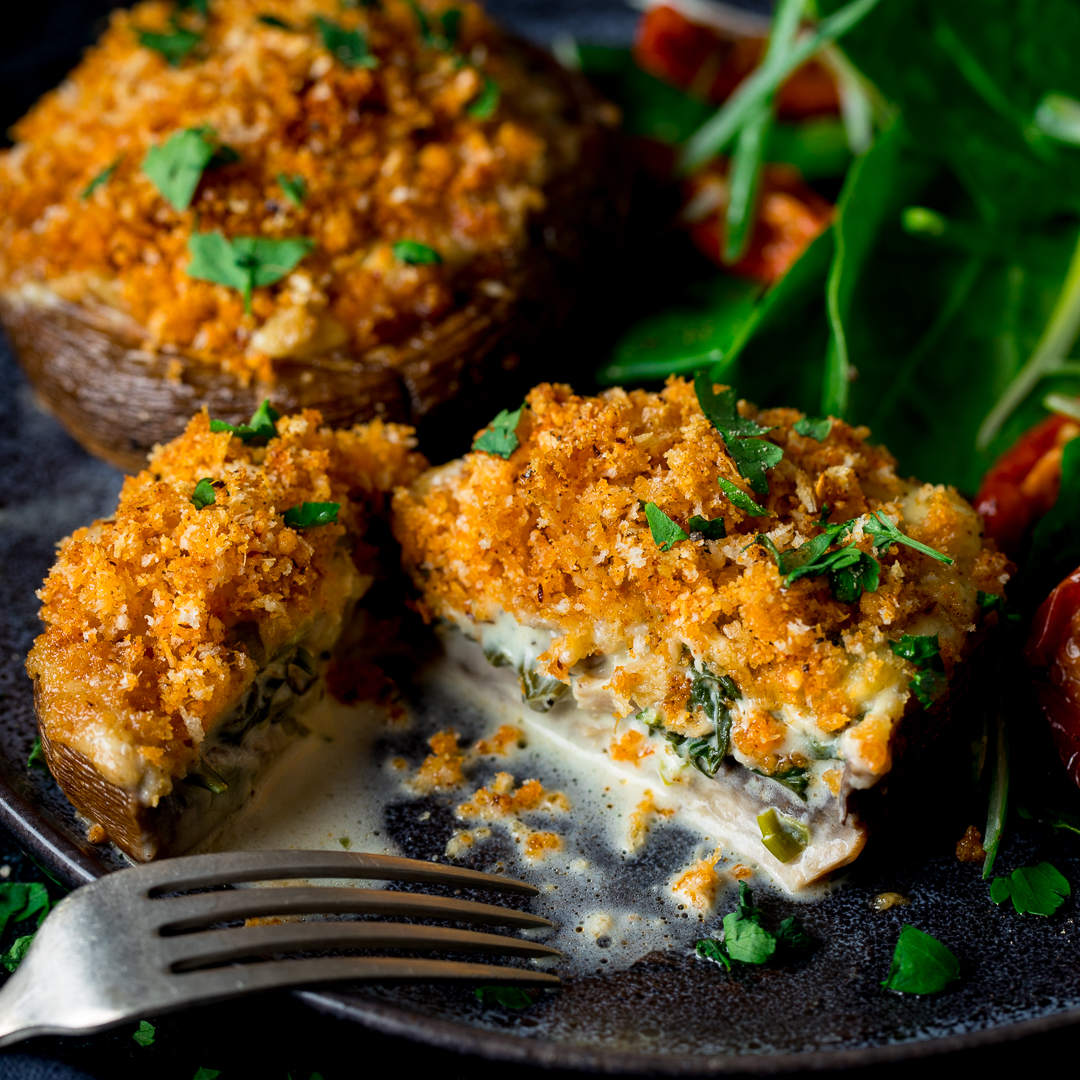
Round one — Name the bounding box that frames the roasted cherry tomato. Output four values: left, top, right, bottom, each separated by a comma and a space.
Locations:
633, 4, 840, 119
974, 413, 1080, 553
1026, 567, 1080, 789
681, 161, 833, 283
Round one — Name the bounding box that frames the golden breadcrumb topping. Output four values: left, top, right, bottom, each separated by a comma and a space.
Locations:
671, 847, 724, 911
28, 408, 426, 790
456, 771, 569, 819
394, 378, 1011, 782
0, 0, 580, 379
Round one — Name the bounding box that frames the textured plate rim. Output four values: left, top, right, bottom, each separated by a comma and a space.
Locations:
3, 770, 1080, 1073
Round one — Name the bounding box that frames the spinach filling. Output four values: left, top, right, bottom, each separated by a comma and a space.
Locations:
482, 641, 569, 712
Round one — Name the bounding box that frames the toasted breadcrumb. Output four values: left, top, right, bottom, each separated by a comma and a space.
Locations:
27, 408, 425, 793
626, 789, 673, 852
672, 847, 724, 911
0, 0, 580, 379
413, 728, 467, 792
610, 729, 654, 763
474, 724, 524, 756
394, 378, 1011, 785
456, 771, 569, 819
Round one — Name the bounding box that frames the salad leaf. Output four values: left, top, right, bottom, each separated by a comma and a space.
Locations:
392, 240, 442, 265
190, 478, 216, 509
210, 400, 280, 442
186, 232, 314, 310
472, 405, 523, 458
990, 862, 1070, 916
133, 1021, 156, 1047
282, 502, 340, 528
881, 925, 960, 994
474, 985, 533, 1009
644, 503, 689, 552
315, 15, 378, 68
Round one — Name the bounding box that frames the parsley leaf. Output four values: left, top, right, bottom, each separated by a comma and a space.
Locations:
406, 0, 457, 49
257, 14, 293, 29
977, 591, 1005, 613
315, 15, 378, 68
190, 478, 217, 509
282, 502, 340, 528
775, 915, 812, 949
865, 511, 954, 565
177, 0, 209, 13
794, 416, 832, 441
81, 158, 120, 201
694, 374, 782, 494
717, 475, 771, 516
688, 514, 727, 539
695, 883, 811, 970
754, 521, 881, 603
695, 937, 731, 969
133, 1020, 156, 1047
192, 1070, 221, 1080
186, 232, 314, 311
889, 633, 948, 707
138, 24, 202, 66
392, 239, 442, 265
0, 882, 50, 938
644, 502, 690, 552
474, 985, 532, 1009
468, 77, 501, 120
142, 128, 223, 212
278, 173, 306, 206
472, 405, 523, 458
990, 862, 1071, 916
210, 399, 280, 442
881, 925, 959, 995
440, 9, 462, 46
27, 737, 48, 772
0, 936, 34, 974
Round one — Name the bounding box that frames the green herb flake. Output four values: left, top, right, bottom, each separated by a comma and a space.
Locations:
695, 937, 732, 968
889, 633, 948, 707
315, 15, 378, 67
278, 173, 307, 206
695, 882, 811, 972
472, 405, 523, 458
257, 14, 293, 29
977, 591, 1005, 613
440, 9, 462, 46
133, 1020, 156, 1047
688, 514, 727, 540
283, 502, 341, 528
138, 22, 202, 67
186, 232, 314, 311
881, 925, 960, 995
178, 0, 209, 14
794, 416, 832, 441
474, 985, 533, 1009
190, 478, 217, 510
694, 373, 782, 494
865, 511, 954, 565
0, 936, 34, 974
406, 0, 455, 49
468, 77, 501, 120
0, 881, 50, 938
717, 475, 771, 517
392, 239, 442, 265
209, 399, 280, 442
27, 737, 48, 773
338, 836, 352, 849
192, 1070, 221, 1080
754, 520, 881, 604
990, 862, 1070, 916
644, 502, 689, 552
142, 128, 222, 212
81, 159, 120, 201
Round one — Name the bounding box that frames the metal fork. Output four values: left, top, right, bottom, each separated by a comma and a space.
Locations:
0, 849, 560, 1045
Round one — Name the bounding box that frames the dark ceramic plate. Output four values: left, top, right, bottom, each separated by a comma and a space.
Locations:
3, 2, 1080, 1073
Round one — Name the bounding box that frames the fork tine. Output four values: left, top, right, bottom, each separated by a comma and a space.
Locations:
166, 922, 561, 971
164, 957, 560, 1012
155, 886, 553, 932
131, 850, 537, 896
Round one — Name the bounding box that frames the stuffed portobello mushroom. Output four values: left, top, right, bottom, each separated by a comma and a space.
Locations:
392, 377, 1012, 891
26, 404, 427, 861
0, 0, 624, 472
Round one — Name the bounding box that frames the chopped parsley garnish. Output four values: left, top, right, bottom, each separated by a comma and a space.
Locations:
257, 14, 293, 29
405, 0, 459, 49
717, 475, 771, 517
694, 373, 782, 494
210, 400, 280, 442
392, 239, 442, 265
143, 128, 236, 212
977, 590, 1005, 613
338, 836, 352, 849
644, 502, 689, 552
192, 1070, 221, 1080
177, 0, 209, 14
474, 985, 533, 1009
186, 232, 314, 311
688, 514, 726, 539
881, 925, 959, 995
283, 502, 341, 528
990, 862, 1070, 916
138, 24, 202, 66
315, 15, 378, 68
190, 478, 217, 509
865, 511, 954, 565
754, 521, 880, 604
27, 737, 48, 772
695, 883, 810, 969
794, 416, 832, 441
0, 880, 51, 973
133, 1021, 156, 1047
0, 936, 34, 974
889, 633, 948, 707
440, 9, 463, 47
278, 173, 306, 206
468, 77, 501, 120
472, 405, 523, 458
81, 158, 120, 201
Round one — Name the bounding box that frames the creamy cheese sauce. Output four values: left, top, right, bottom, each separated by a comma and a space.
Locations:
197, 628, 839, 978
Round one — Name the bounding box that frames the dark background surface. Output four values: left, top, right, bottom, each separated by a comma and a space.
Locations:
0, 1, 1078, 1078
